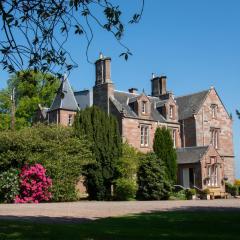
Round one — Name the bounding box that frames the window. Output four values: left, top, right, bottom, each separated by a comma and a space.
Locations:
169, 105, 174, 119
142, 101, 147, 114
211, 128, 219, 149
211, 104, 217, 119
207, 164, 218, 187
68, 114, 73, 126
172, 129, 177, 148
140, 125, 149, 147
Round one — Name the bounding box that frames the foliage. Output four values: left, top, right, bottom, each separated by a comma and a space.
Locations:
15, 164, 52, 203
202, 188, 210, 194
153, 127, 177, 184
0, 1, 144, 74
117, 142, 140, 179
0, 124, 94, 202
0, 70, 59, 130
169, 190, 187, 200
0, 168, 19, 203
114, 178, 137, 201
136, 153, 172, 200
185, 188, 196, 200
226, 182, 238, 196
74, 106, 122, 200
236, 110, 240, 119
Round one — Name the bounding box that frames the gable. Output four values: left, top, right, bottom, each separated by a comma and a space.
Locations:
176, 90, 209, 120
197, 88, 231, 120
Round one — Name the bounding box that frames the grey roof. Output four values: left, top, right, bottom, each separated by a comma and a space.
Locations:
175, 90, 209, 120
113, 90, 166, 122
74, 90, 93, 109
176, 146, 209, 164
50, 75, 79, 111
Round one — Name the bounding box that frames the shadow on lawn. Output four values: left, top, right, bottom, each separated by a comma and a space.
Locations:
0, 206, 240, 240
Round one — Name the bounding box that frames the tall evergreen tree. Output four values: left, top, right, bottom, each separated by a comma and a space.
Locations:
153, 127, 177, 183
74, 106, 122, 200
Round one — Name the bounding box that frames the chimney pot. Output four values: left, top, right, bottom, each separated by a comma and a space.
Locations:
128, 88, 138, 94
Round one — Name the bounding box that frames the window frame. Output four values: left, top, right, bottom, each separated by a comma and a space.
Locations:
142, 101, 147, 114
169, 105, 174, 119
68, 114, 73, 126
140, 125, 149, 147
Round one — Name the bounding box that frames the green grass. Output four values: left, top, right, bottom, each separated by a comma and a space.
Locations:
0, 211, 239, 240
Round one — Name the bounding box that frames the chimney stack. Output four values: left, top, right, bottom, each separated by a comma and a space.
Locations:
95, 54, 111, 86
151, 75, 167, 97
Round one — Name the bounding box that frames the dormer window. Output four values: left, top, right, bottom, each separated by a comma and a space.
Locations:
169, 105, 174, 119
142, 101, 147, 114
211, 104, 217, 119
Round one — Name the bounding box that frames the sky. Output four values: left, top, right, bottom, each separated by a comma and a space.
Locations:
0, 0, 239, 177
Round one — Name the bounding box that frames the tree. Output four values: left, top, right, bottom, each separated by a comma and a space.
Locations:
0, 70, 59, 130
0, 1, 144, 75
74, 106, 122, 200
236, 110, 240, 119
114, 143, 141, 200
136, 153, 172, 200
153, 127, 177, 184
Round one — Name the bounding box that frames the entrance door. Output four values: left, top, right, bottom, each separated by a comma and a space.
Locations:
183, 168, 190, 188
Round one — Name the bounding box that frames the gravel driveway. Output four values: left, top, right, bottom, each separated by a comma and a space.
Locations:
0, 199, 239, 222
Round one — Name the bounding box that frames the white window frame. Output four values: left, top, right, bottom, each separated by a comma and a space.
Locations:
142, 101, 147, 114
169, 105, 174, 119
140, 125, 149, 147
207, 164, 218, 187
68, 114, 73, 126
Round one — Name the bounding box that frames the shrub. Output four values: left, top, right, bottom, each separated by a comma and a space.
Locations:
15, 164, 52, 203
202, 188, 210, 195
0, 124, 94, 202
226, 182, 237, 197
169, 190, 187, 200
137, 153, 172, 200
0, 168, 19, 203
185, 188, 196, 200
114, 178, 137, 201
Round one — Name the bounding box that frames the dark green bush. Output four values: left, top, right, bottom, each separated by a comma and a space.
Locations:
114, 178, 137, 201
185, 188, 196, 200
226, 182, 237, 197
0, 124, 94, 202
137, 153, 172, 200
0, 168, 19, 203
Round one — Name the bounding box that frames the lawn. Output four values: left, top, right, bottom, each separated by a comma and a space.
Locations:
0, 211, 239, 240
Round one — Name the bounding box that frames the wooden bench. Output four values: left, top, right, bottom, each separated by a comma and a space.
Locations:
209, 188, 228, 199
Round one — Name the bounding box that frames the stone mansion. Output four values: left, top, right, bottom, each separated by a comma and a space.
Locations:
37, 55, 235, 192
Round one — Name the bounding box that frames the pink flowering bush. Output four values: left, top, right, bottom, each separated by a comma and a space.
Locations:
15, 164, 52, 203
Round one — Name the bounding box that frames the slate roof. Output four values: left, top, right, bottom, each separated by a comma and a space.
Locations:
113, 90, 166, 122
175, 90, 209, 120
74, 90, 93, 109
50, 75, 79, 111
176, 146, 209, 164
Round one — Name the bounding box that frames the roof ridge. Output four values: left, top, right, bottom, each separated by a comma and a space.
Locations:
175, 89, 209, 99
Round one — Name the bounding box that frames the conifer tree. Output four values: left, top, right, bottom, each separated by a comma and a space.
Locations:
137, 153, 171, 200
74, 106, 122, 200
153, 127, 177, 184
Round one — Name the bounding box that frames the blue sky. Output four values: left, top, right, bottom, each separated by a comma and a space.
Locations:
0, 0, 239, 177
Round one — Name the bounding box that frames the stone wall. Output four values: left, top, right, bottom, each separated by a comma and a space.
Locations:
195, 88, 235, 183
